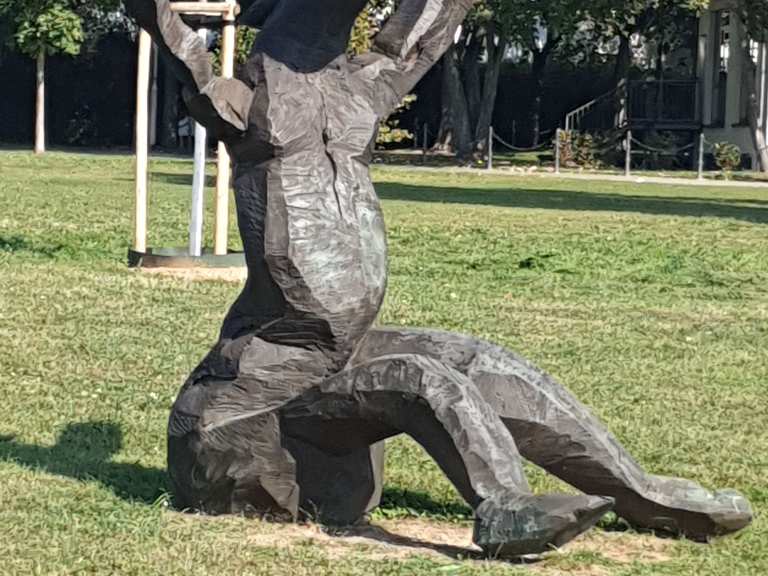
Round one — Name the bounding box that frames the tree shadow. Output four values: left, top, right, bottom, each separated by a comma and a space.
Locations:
375, 182, 768, 224
0, 421, 168, 505
150, 172, 217, 188
326, 522, 490, 561
0, 234, 64, 257
379, 487, 472, 519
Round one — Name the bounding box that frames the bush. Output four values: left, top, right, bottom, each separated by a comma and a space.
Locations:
557, 130, 620, 169
713, 142, 741, 177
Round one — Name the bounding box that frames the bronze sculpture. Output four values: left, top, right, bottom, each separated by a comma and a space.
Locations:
124, 0, 752, 558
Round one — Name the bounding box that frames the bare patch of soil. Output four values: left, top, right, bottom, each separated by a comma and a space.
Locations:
136, 266, 247, 283
230, 517, 673, 571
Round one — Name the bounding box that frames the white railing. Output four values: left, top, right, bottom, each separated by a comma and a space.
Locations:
564, 80, 626, 132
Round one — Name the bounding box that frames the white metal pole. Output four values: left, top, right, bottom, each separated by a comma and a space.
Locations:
698, 133, 706, 180
625, 130, 632, 178
214, 9, 236, 256
189, 24, 208, 258
34, 51, 46, 155
555, 128, 561, 174
487, 126, 493, 170
134, 30, 152, 253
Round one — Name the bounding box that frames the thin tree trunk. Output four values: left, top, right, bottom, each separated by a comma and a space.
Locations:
159, 61, 181, 149
474, 37, 506, 153
530, 48, 548, 147
463, 32, 482, 131
749, 103, 768, 171
744, 50, 768, 171
435, 46, 472, 157
35, 50, 45, 155
613, 34, 631, 88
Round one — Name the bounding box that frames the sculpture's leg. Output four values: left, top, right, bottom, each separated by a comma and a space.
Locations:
282, 435, 384, 525
351, 328, 753, 541
168, 373, 302, 519
281, 354, 614, 557
167, 333, 387, 521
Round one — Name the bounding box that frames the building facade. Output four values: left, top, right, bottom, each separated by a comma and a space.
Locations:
698, 0, 768, 169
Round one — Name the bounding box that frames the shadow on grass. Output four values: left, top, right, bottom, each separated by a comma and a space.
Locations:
375, 182, 768, 224
0, 234, 64, 257
0, 421, 167, 504
149, 171, 768, 223
151, 172, 217, 188
0, 422, 474, 522
379, 487, 472, 520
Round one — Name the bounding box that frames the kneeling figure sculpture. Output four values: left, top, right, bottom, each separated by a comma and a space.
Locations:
126, 0, 752, 557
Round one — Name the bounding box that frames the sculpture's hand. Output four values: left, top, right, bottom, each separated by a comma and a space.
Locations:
124, 0, 254, 142
358, 0, 477, 117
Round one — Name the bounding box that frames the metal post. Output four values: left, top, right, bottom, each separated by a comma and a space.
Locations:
134, 29, 152, 253
422, 123, 428, 163
555, 128, 561, 174
625, 130, 632, 178
413, 119, 419, 149
189, 24, 208, 258
35, 51, 45, 154
487, 126, 493, 170
698, 133, 706, 180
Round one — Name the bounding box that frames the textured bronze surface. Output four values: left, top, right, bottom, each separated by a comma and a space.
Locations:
124, 0, 752, 557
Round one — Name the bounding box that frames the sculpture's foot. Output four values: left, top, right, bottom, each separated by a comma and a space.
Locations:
473, 494, 614, 559
615, 475, 752, 541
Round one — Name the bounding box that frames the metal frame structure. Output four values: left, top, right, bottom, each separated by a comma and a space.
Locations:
132, 1, 241, 266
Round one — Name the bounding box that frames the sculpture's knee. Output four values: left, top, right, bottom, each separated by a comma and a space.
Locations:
167, 377, 300, 518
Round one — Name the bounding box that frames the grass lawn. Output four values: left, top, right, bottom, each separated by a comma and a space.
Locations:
0, 151, 766, 575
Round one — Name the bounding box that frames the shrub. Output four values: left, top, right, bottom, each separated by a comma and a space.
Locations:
713, 142, 741, 177
557, 130, 619, 169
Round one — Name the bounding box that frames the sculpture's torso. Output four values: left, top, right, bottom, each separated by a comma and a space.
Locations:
216, 53, 387, 375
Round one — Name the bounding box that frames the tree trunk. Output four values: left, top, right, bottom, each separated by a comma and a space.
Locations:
529, 47, 549, 147
159, 61, 181, 149
474, 38, 506, 153
744, 50, 768, 172
434, 46, 472, 157
35, 50, 45, 155
463, 33, 482, 131
749, 104, 768, 171
613, 34, 631, 88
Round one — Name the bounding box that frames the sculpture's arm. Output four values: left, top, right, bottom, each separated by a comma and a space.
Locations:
125, 0, 254, 142
358, 0, 476, 116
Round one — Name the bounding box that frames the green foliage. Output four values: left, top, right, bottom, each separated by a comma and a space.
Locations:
740, 0, 768, 41
558, 130, 614, 169
501, 0, 584, 54
587, 0, 708, 37
349, 9, 374, 56
713, 142, 742, 177
212, 26, 257, 75
234, 26, 257, 65
0, 0, 119, 57
12, 5, 82, 57
376, 95, 416, 145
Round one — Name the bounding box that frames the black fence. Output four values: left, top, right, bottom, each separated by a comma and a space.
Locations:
628, 80, 700, 128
